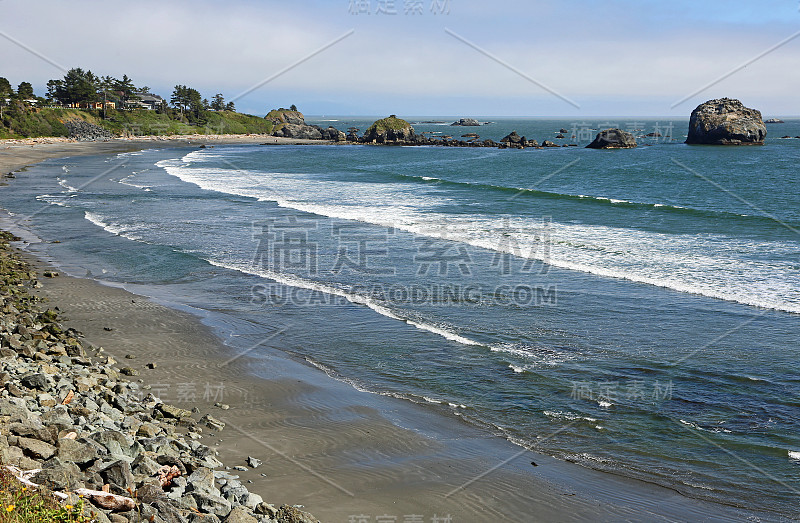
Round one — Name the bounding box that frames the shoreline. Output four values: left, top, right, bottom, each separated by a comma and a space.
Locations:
0, 139, 772, 521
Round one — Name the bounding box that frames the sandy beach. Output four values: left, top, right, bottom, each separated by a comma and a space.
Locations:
0, 139, 767, 522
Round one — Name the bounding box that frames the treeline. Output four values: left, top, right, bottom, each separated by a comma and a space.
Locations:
2, 68, 238, 122
0, 67, 283, 138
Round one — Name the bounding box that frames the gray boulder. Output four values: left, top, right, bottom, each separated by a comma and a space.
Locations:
273, 123, 323, 140
686, 98, 766, 145
501, 131, 523, 145
586, 128, 637, 149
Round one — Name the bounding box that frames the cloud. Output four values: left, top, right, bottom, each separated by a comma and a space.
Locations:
1, 0, 797, 116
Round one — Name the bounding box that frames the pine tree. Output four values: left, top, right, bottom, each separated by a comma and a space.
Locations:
16, 82, 35, 100
211, 93, 225, 111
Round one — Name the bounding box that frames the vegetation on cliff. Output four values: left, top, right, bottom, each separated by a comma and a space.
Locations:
0, 69, 274, 139
365, 115, 411, 134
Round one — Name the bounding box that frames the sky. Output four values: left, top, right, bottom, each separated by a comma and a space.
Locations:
1, 0, 798, 117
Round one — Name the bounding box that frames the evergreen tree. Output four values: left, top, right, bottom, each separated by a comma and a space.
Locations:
16, 82, 34, 100
53, 68, 98, 105
211, 93, 225, 111
225, 101, 235, 112
113, 74, 137, 102
170, 85, 189, 115
45, 80, 62, 104
0, 77, 12, 98
290, 104, 297, 111
0, 77, 11, 119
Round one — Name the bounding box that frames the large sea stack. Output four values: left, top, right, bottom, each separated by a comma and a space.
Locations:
362, 115, 416, 144
685, 98, 766, 145
586, 128, 637, 149
267, 108, 345, 141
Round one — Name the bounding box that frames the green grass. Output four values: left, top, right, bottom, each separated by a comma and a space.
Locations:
1, 105, 273, 138
366, 115, 410, 134
0, 467, 94, 522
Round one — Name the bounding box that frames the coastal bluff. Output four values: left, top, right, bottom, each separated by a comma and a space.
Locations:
686, 98, 766, 145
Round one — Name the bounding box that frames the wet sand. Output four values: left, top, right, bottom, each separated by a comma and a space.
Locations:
0, 139, 767, 521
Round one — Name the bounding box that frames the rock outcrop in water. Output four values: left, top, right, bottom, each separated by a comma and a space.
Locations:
686, 98, 766, 145
450, 118, 481, 126
586, 128, 637, 149
499, 131, 538, 148
361, 115, 416, 144
267, 108, 345, 141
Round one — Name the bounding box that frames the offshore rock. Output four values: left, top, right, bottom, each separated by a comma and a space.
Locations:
451, 118, 481, 126
686, 98, 766, 145
586, 128, 637, 149
361, 115, 415, 144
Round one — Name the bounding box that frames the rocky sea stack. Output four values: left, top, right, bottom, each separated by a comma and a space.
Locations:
450, 118, 481, 126
586, 129, 637, 149
267, 108, 345, 141
686, 98, 766, 145
361, 115, 415, 144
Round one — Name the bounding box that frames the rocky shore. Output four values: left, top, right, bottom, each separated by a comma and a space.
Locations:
0, 231, 318, 523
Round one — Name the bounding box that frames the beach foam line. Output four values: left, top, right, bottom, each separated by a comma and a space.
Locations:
57, 177, 79, 193
205, 258, 485, 348
159, 153, 800, 315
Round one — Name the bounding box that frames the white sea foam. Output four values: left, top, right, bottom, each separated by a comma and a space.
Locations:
84, 211, 125, 235
57, 178, 78, 193
206, 259, 484, 348
789, 450, 800, 460
119, 173, 153, 190
35, 195, 71, 207
158, 152, 800, 314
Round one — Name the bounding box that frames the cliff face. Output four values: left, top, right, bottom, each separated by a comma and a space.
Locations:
686, 98, 766, 145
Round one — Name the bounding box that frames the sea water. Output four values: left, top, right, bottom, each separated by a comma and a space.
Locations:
4, 118, 800, 516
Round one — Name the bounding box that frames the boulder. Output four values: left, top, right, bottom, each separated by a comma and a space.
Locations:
451, 118, 481, 126
57, 438, 99, 465
225, 506, 258, 523
16, 436, 56, 460
33, 458, 82, 490
272, 123, 323, 140
541, 140, 560, 147
686, 98, 766, 145
765, 118, 784, 123
276, 505, 319, 523
500, 131, 524, 144
21, 372, 49, 390
586, 128, 637, 149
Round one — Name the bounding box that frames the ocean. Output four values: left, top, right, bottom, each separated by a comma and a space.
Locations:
5, 118, 800, 517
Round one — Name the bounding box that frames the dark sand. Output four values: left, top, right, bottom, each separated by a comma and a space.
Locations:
0, 139, 768, 522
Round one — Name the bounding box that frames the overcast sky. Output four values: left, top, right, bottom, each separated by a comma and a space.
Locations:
1, 0, 798, 117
